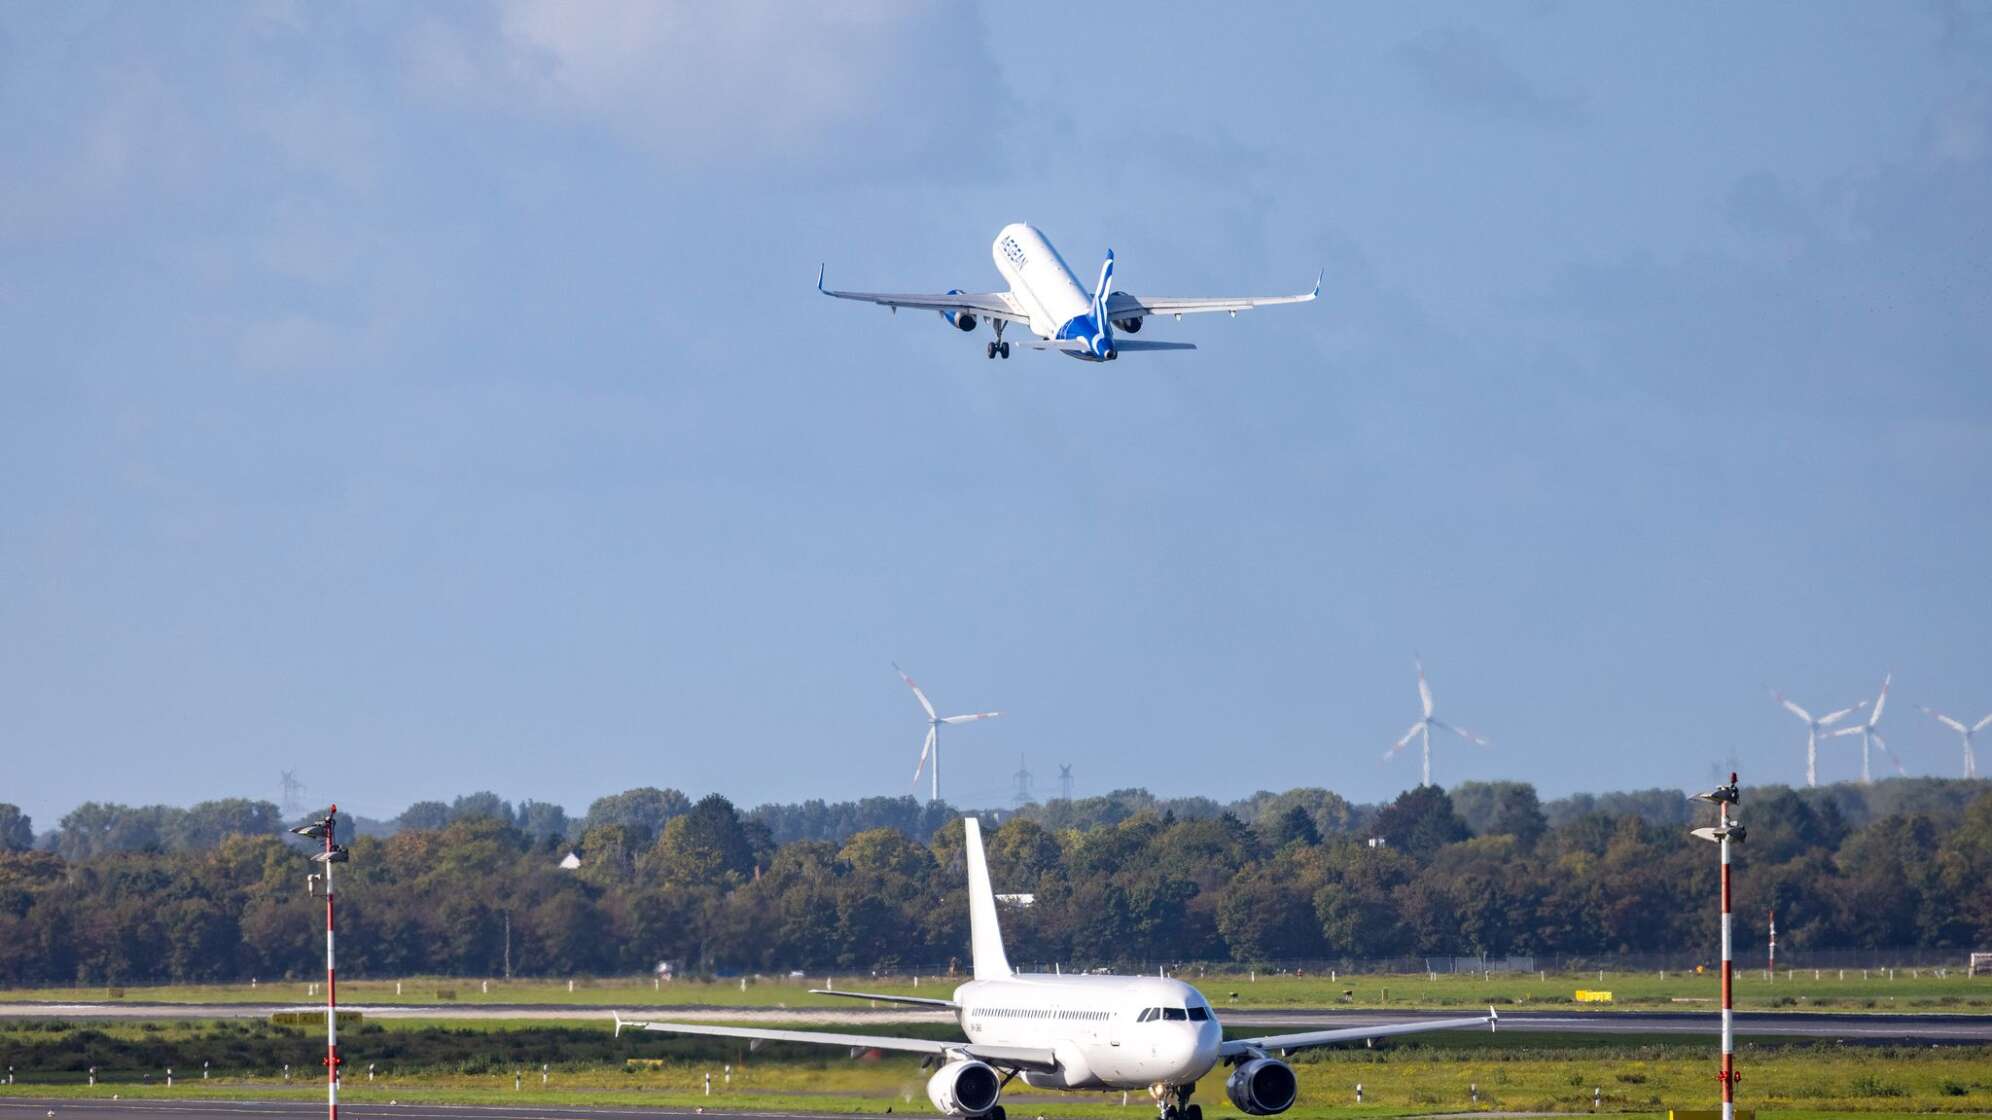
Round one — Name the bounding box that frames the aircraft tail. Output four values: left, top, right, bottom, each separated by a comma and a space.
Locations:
962, 816, 1013, 980
1092, 249, 1115, 328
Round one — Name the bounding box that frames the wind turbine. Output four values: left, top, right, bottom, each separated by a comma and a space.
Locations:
1829, 673, 1905, 784
1382, 658, 1489, 787
893, 662, 1001, 804
1919, 704, 1989, 780
1770, 689, 1866, 787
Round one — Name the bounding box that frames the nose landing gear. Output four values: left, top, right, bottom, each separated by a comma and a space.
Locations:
1152, 1084, 1200, 1120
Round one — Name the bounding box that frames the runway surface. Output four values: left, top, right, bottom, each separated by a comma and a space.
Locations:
2, 1003, 1988, 1040
0, 1099, 841, 1120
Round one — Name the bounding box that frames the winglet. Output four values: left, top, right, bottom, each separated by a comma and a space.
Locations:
816, 263, 826, 293
1311, 270, 1323, 299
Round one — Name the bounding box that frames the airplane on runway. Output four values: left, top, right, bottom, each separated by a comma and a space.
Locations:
817, 223, 1320, 361
615, 817, 1494, 1120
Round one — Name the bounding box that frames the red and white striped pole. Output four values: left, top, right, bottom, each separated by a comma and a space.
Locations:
1692, 773, 1744, 1120
324, 804, 339, 1120
1713, 785, 1729, 1116
293, 807, 349, 1120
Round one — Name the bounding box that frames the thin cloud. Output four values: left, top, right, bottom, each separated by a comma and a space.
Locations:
403, 1, 1014, 181
1398, 26, 1581, 126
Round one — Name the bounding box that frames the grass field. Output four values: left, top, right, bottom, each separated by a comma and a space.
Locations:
7, 966, 1987, 1013
2, 1019, 1990, 1117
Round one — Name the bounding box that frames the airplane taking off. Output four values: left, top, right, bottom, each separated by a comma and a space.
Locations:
817, 223, 1320, 361
616, 817, 1493, 1120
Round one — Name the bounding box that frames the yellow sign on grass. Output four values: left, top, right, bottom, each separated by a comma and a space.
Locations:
1574, 989, 1613, 1002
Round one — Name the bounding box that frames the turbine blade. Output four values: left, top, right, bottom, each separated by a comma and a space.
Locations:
1870, 673, 1891, 723
941, 711, 1001, 724
1818, 703, 1864, 727
1775, 693, 1812, 722
1828, 725, 1863, 738
1922, 706, 1969, 734
1975, 714, 1992, 734
1872, 732, 1907, 775
1388, 721, 1424, 754
1416, 661, 1434, 718
1431, 717, 1490, 746
911, 726, 935, 785
893, 662, 937, 720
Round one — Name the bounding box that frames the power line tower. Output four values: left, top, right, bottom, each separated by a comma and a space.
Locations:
280, 770, 306, 816
1011, 755, 1035, 807
1057, 764, 1073, 802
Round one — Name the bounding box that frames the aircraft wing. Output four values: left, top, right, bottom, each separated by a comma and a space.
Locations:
1219, 1009, 1496, 1057
1104, 274, 1320, 320
817, 267, 1029, 324
614, 1014, 1059, 1073
809, 988, 960, 1009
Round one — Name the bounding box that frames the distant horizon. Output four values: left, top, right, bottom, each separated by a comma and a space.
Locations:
16, 772, 1984, 836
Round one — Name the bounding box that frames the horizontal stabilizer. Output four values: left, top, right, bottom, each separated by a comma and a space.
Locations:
1016, 338, 1091, 352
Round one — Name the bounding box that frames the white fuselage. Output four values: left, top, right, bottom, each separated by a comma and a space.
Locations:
991, 223, 1098, 341
952, 973, 1221, 1091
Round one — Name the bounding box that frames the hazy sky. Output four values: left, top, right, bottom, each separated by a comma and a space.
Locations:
4, 3, 1989, 828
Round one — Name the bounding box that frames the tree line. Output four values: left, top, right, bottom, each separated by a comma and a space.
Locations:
0, 779, 1986, 984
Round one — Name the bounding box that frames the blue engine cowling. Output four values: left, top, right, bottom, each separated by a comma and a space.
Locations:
940, 289, 978, 332
1226, 1058, 1297, 1115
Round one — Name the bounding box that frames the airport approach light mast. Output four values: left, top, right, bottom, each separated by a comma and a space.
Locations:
292, 806, 350, 1120
1692, 774, 1745, 1120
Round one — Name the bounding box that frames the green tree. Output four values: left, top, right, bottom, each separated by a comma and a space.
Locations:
1216, 867, 1323, 961
582, 787, 692, 846
1373, 786, 1471, 859
645, 795, 756, 887
0, 805, 32, 852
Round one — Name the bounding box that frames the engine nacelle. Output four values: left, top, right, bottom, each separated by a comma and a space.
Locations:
941, 289, 979, 332
1113, 316, 1143, 333
927, 1059, 1001, 1116
1225, 1058, 1298, 1116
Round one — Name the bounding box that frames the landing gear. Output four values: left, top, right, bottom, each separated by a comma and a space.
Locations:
987, 322, 1011, 359
988, 1108, 1006, 1120
1155, 1085, 1199, 1120
987, 341, 998, 359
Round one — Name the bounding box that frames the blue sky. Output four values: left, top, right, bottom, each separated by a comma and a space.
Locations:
3, 2, 1989, 828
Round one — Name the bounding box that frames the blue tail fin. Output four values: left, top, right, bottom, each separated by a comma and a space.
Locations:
1092, 249, 1115, 327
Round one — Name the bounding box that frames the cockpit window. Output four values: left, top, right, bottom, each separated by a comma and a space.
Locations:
1162, 1007, 1189, 1021
1187, 1006, 1210, 1021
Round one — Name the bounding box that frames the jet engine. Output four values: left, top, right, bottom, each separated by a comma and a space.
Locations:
941, 289, 978, 332
927, 1059, 1002, 1117
1225, 1057, 1298, 1115
1112, 316, 1143, 333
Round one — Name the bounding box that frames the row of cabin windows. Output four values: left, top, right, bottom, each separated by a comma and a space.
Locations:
1135, 1007, 1210, 1022
976, 1007, 1109, 1021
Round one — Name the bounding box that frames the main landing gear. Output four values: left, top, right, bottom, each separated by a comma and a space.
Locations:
986, 322, 1011, 359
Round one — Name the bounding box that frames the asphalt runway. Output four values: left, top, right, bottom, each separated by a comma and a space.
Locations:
2, 1003, 1989, 1041
0, 1100, 838, 1120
